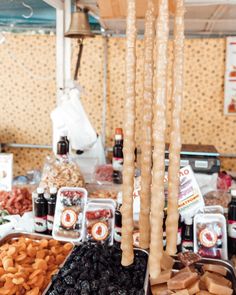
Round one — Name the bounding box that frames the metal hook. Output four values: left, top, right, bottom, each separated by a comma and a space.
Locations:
22, 2, 33, 19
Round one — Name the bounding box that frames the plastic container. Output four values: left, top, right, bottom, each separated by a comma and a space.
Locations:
83, 200, 115, 245
52, 187, 87, 243
202, 205, 224, 214
194, 213, 228, 260
86, 183, 121, 200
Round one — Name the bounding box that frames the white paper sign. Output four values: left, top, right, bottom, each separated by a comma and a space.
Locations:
0, 153, 13, 191
224, 37, 236, 115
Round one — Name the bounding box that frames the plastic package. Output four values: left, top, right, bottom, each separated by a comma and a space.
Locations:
202, 205, 224, 214
194, 213, 228, 260
53, 187, 87, 242
94, 164, 113, 183
83, 200, 115, 245
0, 186, 33, 215
204, 190, 231, 213
40, 154, 85, 189
86, 183, 121, 200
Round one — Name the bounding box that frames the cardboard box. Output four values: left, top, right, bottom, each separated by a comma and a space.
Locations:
97, 0, 175, 19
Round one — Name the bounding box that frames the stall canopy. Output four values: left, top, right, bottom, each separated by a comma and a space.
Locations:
0, 0, 100, 31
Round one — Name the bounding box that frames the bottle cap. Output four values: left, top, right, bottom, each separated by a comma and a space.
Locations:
37, 187, 44, 194
49, 187, 57, 194
117, 192, 123, 205
115, 128, 123, 135
60, 129, 68, 137
231, 189, 236, 198
184, 216, 193, 225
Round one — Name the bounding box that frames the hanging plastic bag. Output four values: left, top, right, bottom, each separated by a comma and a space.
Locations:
51, 82, 97, 152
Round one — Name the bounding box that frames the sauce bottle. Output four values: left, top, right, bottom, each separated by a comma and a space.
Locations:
112, 128, 123, 184
228, 189, 236, 258
182, 216, 193, 252
34, 187, 48, 234
114, 193, 122, 247
47, 187, 57, 235
57, 136, 68, 156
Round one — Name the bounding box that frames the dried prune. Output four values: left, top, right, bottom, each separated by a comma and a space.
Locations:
91, 280, 99, 291
64, 288, 77, 295
64, 275, 75, 286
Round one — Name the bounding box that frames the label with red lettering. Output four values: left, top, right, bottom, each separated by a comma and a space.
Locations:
228, 220, 236, 239
92, 222, 109, 241
61, 209, 77, 229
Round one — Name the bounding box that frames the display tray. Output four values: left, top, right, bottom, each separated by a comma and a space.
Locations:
45, 246, 150, 295
168, 256, 236, 295
0, 231, 74, 295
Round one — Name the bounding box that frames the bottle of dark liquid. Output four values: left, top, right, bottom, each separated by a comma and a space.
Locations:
112, 128, 123, 184
114, 193, 122, 247
182, 216, 193, 252
228, 189, 236, 258
177, 216, 182, 253
57, 136, 68, 156
34, 187, 48, 234
47, 187, 57, 235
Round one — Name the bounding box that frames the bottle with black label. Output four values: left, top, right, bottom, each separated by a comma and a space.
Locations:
182, 216, 193, 252
34, 187, 48, 234
47, 187, 57, 235
112, 128, 123, 184
114, 193, 122, 247
228, 189, 236, 258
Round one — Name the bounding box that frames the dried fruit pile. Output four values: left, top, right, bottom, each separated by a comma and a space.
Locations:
0, 237, 73, 295
47, 243, 148, 295
0, 187, 32, 215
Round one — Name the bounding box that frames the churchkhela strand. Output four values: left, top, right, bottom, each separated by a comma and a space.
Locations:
139, 0, 155, 250
166, 0, 185, 256
149, 0, 170, 280
121, 0, 137, 267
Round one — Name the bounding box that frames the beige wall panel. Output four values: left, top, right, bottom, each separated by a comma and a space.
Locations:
0, 34, 235, 173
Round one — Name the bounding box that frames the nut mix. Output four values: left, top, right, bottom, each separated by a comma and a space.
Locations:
40, 156, 85, 189
0, 237, 73, 295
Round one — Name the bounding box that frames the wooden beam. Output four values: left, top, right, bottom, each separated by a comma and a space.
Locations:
97, 0, 176, 19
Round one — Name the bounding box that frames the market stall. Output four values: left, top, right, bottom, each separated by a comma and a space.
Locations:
0, 0, 236, 295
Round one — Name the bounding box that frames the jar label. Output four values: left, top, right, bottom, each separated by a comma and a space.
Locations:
61, 209, 77, 229
34, 216, 47, 232
47, 215, 54, 231
114, 226, 122, 242
199, 228, 217, 248
228, 220, 236, 239
91, 222, 109, 241
112, 157, 123, 171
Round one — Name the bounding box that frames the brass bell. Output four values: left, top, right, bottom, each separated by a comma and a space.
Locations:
65, 8, 94, 38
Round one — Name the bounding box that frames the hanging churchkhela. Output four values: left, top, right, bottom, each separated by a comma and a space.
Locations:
121, 0, 136, 267
139, 0, 155, 250
149, 0, 170, 279
121, 0, 185, 280
166, 0, 185, 255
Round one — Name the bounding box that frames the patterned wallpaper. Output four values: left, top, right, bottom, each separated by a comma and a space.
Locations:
0, 34, 235, 174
